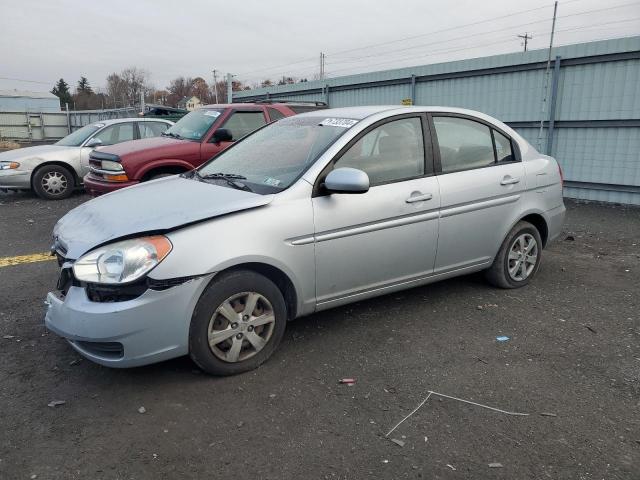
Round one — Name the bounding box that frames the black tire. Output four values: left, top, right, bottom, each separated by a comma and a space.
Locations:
189, 270, 287, 376
485, 221, 543, 289
32, 164, 75, 200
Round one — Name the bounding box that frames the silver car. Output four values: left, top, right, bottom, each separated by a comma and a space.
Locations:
45, 106, 565, 375
0, 118, 173, 199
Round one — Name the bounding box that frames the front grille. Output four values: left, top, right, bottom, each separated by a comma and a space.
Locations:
73, 341, 124, 360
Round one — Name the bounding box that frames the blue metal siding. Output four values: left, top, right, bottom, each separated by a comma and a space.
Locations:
0, 96, 61, 112
235, 37, 640, 205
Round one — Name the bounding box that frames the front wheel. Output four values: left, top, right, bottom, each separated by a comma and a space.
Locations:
33, 164, 75, 200
485, 221, 543, 289
189, 270, 287, 376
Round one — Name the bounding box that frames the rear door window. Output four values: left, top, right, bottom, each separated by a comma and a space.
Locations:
92, 123, 135, 146
493, 130, 514, 162
221, 111, 267, 140
433, 116, 495, 173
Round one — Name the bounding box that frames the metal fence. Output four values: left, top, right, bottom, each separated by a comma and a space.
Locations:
234, 36, 640, 205
0, 107, 138, 143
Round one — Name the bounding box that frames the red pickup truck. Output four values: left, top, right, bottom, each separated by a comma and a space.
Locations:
84, 101, 325, 196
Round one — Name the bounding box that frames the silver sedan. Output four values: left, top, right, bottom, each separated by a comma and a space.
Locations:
45, 106, 565, 375
0, 118, 172, 199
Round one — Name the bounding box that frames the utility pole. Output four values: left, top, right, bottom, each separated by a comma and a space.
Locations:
517, 32, 533, 52
319, 52, 325, 80
226, 73, 234, 103
212, 69, 219, 104
537, 1, 558, 150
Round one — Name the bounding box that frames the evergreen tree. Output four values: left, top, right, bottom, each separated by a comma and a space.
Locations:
51, 78, 72, 109
77, 76, 93, 94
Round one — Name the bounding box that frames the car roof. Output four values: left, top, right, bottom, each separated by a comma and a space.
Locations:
294, 105, 502, 121
90, 117, 173, 127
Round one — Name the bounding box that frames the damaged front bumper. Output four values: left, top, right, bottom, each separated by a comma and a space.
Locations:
44, 274, 213, 368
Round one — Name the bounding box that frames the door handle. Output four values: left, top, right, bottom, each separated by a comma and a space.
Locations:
500, 176, 520, 186
405, 193, 433, 203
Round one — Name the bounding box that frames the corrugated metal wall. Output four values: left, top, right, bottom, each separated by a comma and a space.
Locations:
235, 37, 640, 205
0, 108, 138, 142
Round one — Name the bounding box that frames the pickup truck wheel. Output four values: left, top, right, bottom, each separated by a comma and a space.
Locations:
485, 221, 542, 289
189, 270, 287, 376
33, 164, 75, 200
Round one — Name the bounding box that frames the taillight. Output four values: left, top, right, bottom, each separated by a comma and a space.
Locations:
558, 162, 564, 187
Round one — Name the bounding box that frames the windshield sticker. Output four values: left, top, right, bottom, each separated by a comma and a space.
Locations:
203, 110, 221, 118
319, 118, 358, 128
263, 177, 282, 187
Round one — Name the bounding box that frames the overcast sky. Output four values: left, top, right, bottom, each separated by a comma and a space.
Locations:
1, 0, 638, 93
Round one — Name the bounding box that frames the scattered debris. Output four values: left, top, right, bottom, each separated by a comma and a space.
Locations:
496, 336, 510, 342
269, 393, 276, 398
424, 436, 428, 443
390, 438, 405, 447
446, 464, 457, 471
69, 359, 81, 366
477, 305, 484, 310
564, 235, 575, 241
540, 412, 558, 417
584, 325, 597, 334
237, 421, 244, 428
30, 475, 37, 479
385, 390, 528, 437
138, 406, 146, 414
382, 459, 389, 464
47, 400, 65, 408
3, 335, 15, 339
476, 357, 488, 364
27, 219, 34, 224
488, 462, 503, 468
339, 378, 356, 385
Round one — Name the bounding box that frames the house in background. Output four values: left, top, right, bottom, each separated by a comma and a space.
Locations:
0, 89, 61, 112
177, 96, 202, 111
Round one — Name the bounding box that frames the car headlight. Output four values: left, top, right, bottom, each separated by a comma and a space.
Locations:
0, 161, 20, 170
73, 236, 172, 284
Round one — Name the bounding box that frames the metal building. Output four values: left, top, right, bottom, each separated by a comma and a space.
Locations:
0, 89, 61, 112
234, 36, 640, 205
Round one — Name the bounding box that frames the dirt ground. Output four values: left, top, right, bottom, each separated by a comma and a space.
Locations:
0, 191, 638, 479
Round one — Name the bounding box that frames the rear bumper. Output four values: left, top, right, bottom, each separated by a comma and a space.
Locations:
83, 174, 138, 196
44, 274, 212, 368
0, 169, 30, 189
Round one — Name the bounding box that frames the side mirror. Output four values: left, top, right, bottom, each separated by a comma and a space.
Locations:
324, 167, 369, 194
85, 137, 102, 148
211, 128, 233, 144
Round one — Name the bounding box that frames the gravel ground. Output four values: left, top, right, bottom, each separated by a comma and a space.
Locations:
0, 191, 638, 479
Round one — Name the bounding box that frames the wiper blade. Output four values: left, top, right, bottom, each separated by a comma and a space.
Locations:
161, 131, 183, 139
199, 172, 251, 191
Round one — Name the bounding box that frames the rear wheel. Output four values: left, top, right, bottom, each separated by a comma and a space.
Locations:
189, 270, 287, 376
485, 221, 542, 289
33, 164, 75, 200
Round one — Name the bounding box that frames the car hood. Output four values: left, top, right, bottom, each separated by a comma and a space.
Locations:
0, 144, 75, 162
98, 136, 192, 162
53, 175, 274, 259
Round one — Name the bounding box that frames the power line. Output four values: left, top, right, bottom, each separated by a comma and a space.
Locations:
323, 19, 640, 78
236, 0, 583, 79
0, 76, 50, 85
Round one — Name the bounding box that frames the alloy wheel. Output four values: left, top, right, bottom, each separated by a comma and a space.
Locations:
507, 233, 538, 281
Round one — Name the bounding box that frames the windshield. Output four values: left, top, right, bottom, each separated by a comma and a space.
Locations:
197, 116, 355, 193
163, 109, 223, 141
55, 124, 102, 147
